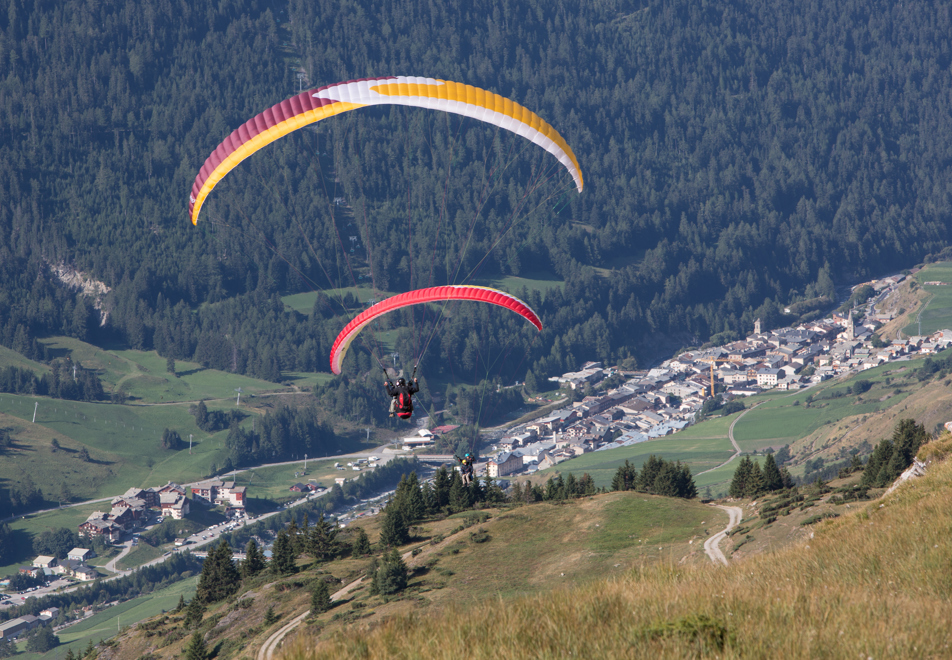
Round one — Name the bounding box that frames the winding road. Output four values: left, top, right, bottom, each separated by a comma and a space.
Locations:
703, 504, 743, 566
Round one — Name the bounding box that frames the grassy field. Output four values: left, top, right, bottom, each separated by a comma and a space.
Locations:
425, 493, 716, 602
0, 345, 49, 374
41, 337, 283, 404
545, 414, 737, 489
294, 449, 952, 660
15, 576, 199, 660
116, 543, 165, 570
0, 394, 233, 501
282, 287, 396, 315
475, 270, 565, 296
902, 262, 952, 335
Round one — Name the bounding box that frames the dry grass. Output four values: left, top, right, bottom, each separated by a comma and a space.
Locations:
283, 458, 952, 659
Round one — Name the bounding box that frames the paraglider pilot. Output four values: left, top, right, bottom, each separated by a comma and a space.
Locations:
456, 453, 475, 486
385, 375, 419, 420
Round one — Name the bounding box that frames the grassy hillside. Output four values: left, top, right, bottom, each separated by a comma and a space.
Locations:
290, 451, 952, 659
91, 491, 721, 660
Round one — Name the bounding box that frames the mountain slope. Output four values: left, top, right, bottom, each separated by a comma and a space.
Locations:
291, 453, 952, 659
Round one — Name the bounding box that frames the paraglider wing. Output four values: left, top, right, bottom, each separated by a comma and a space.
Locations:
189, 76, 583, 225
329, 285, 542, 375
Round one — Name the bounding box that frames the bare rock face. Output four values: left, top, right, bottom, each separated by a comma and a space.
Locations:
49, 263, 112, 326
884, 458, 928, 496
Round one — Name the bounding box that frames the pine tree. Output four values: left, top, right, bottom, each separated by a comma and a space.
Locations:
183, 598, 205, 629
746, 461, 766, 496
639, 455, 664, 492
196, 540, 240, 603
270, 529, 296, 575
351, 528, 371, 558
432, 466, 451, 510
448, 471, 471, 512
173, 594, 186, 612
242, 539, 266, 578
676, 462, 697, 499
762, 453, 783, 491
307, 514, 338, 563
263, 606, 279, 626
311, 579, 331, 614
183, 632, 208, 660
370, 548, 408, 597
729, 457, 752, 498
378, 505, 409, 548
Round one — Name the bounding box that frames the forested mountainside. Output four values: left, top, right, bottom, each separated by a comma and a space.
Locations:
2, 0, 951, 390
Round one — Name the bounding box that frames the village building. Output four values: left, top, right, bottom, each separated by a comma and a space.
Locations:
486, 452, 522, 478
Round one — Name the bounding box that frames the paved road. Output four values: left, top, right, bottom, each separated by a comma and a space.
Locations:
703, 504, 743, 566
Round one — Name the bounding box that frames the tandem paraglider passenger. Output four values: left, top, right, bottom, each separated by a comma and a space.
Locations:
385, 376, 419, 420
456, 453, 475, 486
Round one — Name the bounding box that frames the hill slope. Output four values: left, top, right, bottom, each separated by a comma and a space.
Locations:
292, 454, 952, 659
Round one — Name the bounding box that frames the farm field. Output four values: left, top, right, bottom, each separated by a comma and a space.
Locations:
282, 287, 395, 315
0, 393, 233, 503
40, 337, 283, 404
543, 417, 736, 490
903, 262, 952, 336
0, 345, 49, 374
15, 576, 199, 660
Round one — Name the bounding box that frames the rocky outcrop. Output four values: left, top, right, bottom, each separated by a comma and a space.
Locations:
49, 263, 111, 326
884, 458, 928, 496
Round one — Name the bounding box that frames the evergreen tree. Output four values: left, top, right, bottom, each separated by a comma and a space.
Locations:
652, 461, 681, 497
432, 466, 451, 510
379, 505, 409, 548
351, 527, 372, 558
270, 529, 296, 575
242, 539, 266, 578
638, 455, 664, 492
183, 632, 209, 660
173, 594, 186, 613
196, 540, 240, 603
677, 462, 697, 499
370, 548, 408, 597
448, 471, 472, 512
310, 579, 331, 614
25, 626, 59, 653
183, 598, 205, 629
729, 457, 753, 498
861, 439, 894, 488
746, 461, 766, 496
307, 514, 338, 563
762, 453, 783, 491
263, 606, 279, 625
579, 473, 597, 496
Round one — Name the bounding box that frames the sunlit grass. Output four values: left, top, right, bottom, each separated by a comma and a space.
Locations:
285, 456, 952, 659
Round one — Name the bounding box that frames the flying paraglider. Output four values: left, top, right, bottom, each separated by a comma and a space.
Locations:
329, 285, 542, 375
188, 76, 583, 225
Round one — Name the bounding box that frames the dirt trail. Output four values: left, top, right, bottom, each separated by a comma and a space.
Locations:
703, 504, 743, 566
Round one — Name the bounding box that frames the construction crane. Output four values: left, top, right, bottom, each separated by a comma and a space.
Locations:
699, 357, 746, 397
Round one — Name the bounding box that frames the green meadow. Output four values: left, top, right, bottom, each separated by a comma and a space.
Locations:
40, 337, 282, 404
544, 414, 736, 490
904, 262, 952, 336
15, 576, 199, 660
282, 286, 395, 315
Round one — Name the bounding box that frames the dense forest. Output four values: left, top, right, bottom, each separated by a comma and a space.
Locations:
2, 0, 952, 403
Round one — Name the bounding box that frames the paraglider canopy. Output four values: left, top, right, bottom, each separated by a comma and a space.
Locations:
329, 285, 542, 375
189, 76, 583, 225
